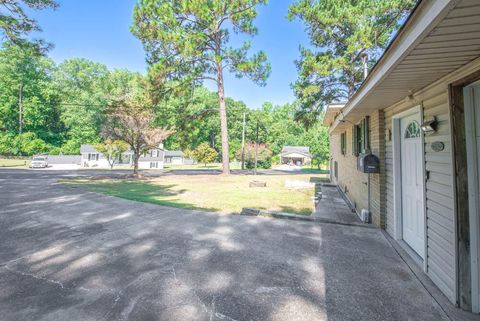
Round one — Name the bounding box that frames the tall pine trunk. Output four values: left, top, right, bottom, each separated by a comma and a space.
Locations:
18, 82, 23, 134
216, 62, 230, 175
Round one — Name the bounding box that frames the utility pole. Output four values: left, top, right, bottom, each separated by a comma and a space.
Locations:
18, 82, 23, 134
254, 119, 259, 175
241, 112, 246, 170
210, 132, 215, 148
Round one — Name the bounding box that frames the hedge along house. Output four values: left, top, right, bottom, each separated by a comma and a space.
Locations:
324, 0, 480, 314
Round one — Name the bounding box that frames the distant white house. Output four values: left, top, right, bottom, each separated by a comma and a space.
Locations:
80, 144, 165, 169
164, 150, 185, 165
164, 150, 197, 165
280, 146, 312, 166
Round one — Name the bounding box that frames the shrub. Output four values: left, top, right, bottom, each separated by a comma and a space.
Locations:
270, 154, 280, 165
236, 143, 272, 169
245, 158, 271, 170
0, 133, 17, 156
0, 132, 51, 156
192, 143, 218, 166
60, 140, 82, 155
17, 132, 50, 155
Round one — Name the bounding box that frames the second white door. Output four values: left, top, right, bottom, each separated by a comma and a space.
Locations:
400, 112, 425, 259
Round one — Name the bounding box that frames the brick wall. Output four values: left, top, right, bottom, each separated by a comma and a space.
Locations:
330, 126, 369, 216
329, 110, 386, 227
369, 110, 386, 227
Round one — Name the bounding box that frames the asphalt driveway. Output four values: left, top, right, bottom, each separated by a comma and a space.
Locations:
0, 169, 451, 321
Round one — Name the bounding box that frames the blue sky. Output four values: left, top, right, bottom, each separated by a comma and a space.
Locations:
29, 0, 310, 109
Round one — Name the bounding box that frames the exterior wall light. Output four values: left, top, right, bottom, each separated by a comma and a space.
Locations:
421, 117, 438, 133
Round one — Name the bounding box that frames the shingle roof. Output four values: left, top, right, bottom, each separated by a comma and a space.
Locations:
80, 144, 96, 153
281, 146, 310, 154
280, 146, 312, 158
139, 150, 165, 161
165, 150, 183, 157
81, 144, 166, 160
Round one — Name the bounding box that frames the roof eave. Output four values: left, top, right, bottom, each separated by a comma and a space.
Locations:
329, 0, 456, 133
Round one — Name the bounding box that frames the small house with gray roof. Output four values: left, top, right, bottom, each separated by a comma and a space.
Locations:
164, 150, 184, 164
280, 146, 312, 166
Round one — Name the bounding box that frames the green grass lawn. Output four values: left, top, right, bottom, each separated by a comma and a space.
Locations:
64, 174, 328, 215
0, 158, 29, 168
164, 163, 330, 175
163, 162, 242, 170
300, 167, 330, 174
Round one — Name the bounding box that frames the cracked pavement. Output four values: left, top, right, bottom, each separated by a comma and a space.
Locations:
0, 169, 451, 321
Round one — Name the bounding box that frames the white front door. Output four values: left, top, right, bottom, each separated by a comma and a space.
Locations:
400, 113, 425, 259
464, 81, 480, 314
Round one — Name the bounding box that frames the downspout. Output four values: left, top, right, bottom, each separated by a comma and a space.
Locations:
366, 115, 371, 215
362, 53, 373, 222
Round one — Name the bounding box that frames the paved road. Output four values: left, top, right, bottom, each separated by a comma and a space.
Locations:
0, 169, 450, 321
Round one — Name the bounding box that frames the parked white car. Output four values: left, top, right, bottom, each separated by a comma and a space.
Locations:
30, 156, 48, 168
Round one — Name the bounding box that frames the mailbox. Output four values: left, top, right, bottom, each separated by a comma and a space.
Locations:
357, 153, 380, 173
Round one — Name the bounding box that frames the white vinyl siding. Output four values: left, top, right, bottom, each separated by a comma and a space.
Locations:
384, 85, 456, 303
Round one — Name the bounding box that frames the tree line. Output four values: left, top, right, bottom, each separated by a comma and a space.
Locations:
0, 42, 329, 168
1, 0, 417, 174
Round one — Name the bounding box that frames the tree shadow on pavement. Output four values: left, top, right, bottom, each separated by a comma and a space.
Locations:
0, 173, 452, 321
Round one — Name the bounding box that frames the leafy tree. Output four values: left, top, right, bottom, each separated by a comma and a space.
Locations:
54, 58, 112, 153
192, 143, 218, 167
0, 0, 58, 52
246, 102, 304, 155
0, 133, 16, 155
288, 0, 415, 127
301, 122, 330, 169
103, 81, 172, 175
132, 0, 271, 174
235, 142, 272, 169
240, 102, 330, 169
93, 139, 129, 169
16, 132, 50, 155
0, 131, 50, 156
156, 87, 220, 150
0, 42, 63, 142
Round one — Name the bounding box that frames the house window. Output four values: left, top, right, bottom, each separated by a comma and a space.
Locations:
150, 162, 158, 168
405, 121, 420, 138
353, 117, 370, 155
334, 161, 338, 179
88, 153, 99, 161
340, 132, 347, 155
